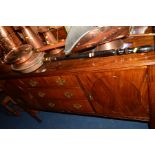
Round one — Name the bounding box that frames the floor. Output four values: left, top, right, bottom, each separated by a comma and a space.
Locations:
0, 92, 149, 129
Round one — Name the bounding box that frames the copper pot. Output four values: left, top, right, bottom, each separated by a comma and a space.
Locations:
0, 26, 22, 53
0, 26, 15, 38
39, 26, 57, 44
21, 26, 44, 49
0, 44, 4, 62
43, 31, 57, 44
0, 33, 22, 52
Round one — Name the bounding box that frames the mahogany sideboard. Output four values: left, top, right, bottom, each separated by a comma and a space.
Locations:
1, 50, 155, 128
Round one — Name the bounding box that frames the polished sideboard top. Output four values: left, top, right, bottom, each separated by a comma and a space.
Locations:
0, 50, 155, 80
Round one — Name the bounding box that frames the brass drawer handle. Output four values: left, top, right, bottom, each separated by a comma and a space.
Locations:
73, 103, 82, 110
38, 91, 46, 98
64, 92, 73, 98
56, 78, 66, 86
29, 80, 38, 87
48, 102, 55, 108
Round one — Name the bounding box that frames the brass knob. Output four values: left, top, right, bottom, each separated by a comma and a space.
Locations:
64, 91, 73, 98
38, 91, 46, 98
29, 80, 38, 87
73, 103, 82, 110
48, 102, 55, 108
56, 78, 66, 86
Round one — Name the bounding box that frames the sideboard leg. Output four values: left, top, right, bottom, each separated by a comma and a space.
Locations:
149, 118, 155, 129
148, 66, 155, 129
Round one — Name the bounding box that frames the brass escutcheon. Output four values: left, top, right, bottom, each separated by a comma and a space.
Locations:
48, 102, 55, 108
29, 80, 38, 87
73, 103, 82, 110
38, 91, 46, 98
64, 91, 73, 98
56, 77, 66, 86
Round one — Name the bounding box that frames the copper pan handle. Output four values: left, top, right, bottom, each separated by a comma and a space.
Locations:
129, 33, 155, 37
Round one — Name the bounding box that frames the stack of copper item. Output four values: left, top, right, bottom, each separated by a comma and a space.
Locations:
0, 26, 45, 73
11, 26, 45, 73
0, 26, 67, 73
0, 26, 23, 63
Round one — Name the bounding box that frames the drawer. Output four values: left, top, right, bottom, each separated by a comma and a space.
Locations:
60, 100, 94, 114
44, 75, 80, 87
9, 75, 80, 88
18, 77, 46, 88
38, 99, 94, 114
6, 78, 45, 88
28, 87, 87, 100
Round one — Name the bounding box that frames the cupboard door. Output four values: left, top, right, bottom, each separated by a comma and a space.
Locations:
78, 67, 149, 121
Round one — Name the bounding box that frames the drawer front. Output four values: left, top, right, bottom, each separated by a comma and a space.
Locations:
38, 99, 94, 114
9, 75, 80, 88
28, 87, 87, 100
18, 77, 46, 88
44, 75, 79, 87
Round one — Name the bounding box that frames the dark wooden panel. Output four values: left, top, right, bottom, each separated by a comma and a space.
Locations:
4, 80, 42, 109
78, 67, 149, 121
0, 80, 5, 91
